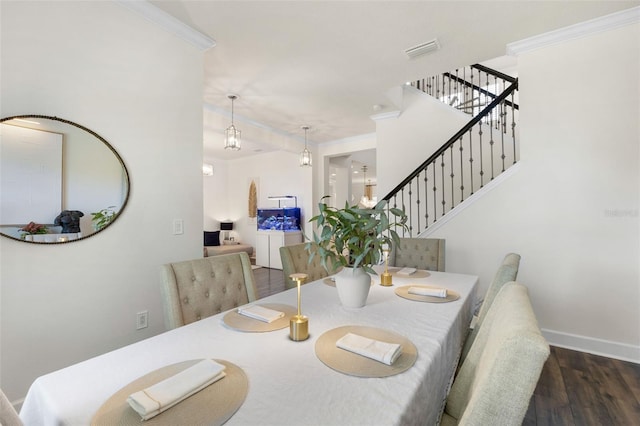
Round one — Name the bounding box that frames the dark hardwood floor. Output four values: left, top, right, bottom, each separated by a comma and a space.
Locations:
525, 346, 640, 426
252, 267, 640, 425
252, 266, 286, 299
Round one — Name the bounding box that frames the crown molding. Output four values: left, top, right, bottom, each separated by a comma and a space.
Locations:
115, 0, 215, 51
507, 6, 639, 56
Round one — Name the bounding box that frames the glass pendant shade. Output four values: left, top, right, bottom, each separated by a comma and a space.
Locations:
300, 148, 312, 167
299, 126, 312, 167
224, 94, 241, 150
225, 124, 241, 150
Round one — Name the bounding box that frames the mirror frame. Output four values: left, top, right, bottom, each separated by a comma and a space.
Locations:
0, 114, 130, 244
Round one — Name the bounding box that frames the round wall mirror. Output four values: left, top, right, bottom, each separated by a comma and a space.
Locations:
0, 115, 130, 244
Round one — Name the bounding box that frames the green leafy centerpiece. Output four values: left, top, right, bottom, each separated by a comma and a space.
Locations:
308, 196, 407, 308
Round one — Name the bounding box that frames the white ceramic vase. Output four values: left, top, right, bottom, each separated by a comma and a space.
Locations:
335, 266, 372, 308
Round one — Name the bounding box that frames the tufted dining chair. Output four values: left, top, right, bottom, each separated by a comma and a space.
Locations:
389, 238, 445, 271
440, 282, 549, 426
160, 252, 258, 329
0, 388, 22, 426
460, 253, 521, 363
280, 242, 333, 289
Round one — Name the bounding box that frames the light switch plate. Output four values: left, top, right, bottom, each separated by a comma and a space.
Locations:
173, 219, 184, 235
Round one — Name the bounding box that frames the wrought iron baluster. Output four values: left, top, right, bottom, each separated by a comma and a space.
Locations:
440, 153, 446, 217
424, 168, 429, 229
408, 180, 413, 237
432, 161, 437, 223
489, 94, 496, 180
415, 175, 421, 233
470, 70, 476, 116
463, 67, 468, 107
479, 119, 484, 188
400, 188, 406, 237
458, 137, 464, 203
494, 75, 499, 130
455, 69, 460, 104
510, 90, 517, 164
500, 101, 506, 172
449, 146, 454, 212
468, 128, 474, 196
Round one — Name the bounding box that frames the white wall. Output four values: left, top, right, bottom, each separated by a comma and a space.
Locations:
375, 88, 470, 197
423, 22, 639, 361
203, 158, 230, 231
0, 1, 205, 402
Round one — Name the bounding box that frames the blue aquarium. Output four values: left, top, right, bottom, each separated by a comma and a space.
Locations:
257, 207, 301, 231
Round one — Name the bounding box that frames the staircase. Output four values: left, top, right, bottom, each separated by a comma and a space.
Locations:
383, 64, 519, 237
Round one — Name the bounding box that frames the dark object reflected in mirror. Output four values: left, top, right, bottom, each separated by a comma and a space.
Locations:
54, 210, 84, 233
0, 115, 130, 244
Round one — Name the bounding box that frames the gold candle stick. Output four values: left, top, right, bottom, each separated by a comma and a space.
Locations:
289, 273, 309, 341
380, 248, 393, 286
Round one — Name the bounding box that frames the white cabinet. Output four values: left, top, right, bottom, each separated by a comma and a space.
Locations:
256, 230, 302, 269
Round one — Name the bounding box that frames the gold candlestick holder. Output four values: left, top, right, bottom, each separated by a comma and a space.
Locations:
289, 273, 309, 341
380, 248, 393, 286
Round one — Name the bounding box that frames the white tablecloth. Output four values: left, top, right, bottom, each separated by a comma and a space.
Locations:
20, 270, 477, 426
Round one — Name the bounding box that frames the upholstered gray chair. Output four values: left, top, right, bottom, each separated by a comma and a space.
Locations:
1, 388, 22, 426
460, 253, 521, 362
441, 282, 549, 425
160, 252, 259, 329
280, 242, 332, 289
389, 238, 445, 271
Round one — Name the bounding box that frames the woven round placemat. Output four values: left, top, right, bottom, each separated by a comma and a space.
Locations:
315, 325, 417, 378
395, 285, 460, 303
91, 359, 247, 426
323, 277, 336, 287
223, 303, 297, 332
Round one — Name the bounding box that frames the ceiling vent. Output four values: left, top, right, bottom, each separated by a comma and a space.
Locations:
404, 39, 440, 59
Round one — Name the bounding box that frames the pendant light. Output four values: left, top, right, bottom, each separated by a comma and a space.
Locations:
300, 126, 312, 167
224, 94, 241, 150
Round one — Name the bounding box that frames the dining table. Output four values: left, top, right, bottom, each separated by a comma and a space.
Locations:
19, 267, 478, 426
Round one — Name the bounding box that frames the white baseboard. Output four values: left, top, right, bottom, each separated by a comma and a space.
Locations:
542, 328, 640, 364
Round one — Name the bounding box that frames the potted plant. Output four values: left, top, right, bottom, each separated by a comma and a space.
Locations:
91, 206, 117, 231
19, 221, 49, 240
308, 196, 407, 308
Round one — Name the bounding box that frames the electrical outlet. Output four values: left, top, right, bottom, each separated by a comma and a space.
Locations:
136, 311, 148, 330
173, 219, 184, 235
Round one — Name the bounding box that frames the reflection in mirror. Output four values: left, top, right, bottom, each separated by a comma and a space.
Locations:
0, 115, 130, 243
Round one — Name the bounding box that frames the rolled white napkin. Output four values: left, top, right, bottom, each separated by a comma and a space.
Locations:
127, 359, 226, 420
408, 286, 448, 298
336, 333, 403, 365
237, 304, 285, 323
397, 267, 417, 276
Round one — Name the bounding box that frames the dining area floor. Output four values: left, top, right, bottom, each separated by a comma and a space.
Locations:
254, 267, 640, 426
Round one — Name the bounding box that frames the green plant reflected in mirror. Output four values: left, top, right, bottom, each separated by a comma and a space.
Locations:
0, 115, 130, 244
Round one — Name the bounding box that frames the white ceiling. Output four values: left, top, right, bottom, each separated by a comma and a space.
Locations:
150, 1, 637, 160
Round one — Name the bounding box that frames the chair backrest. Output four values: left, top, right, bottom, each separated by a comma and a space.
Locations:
160, 252, 258, 329
389, 238, 445, 271
442, 282, 549, 426
0, 388, 22, 426
280, 242, 330, 289
460, 253, 521, 362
